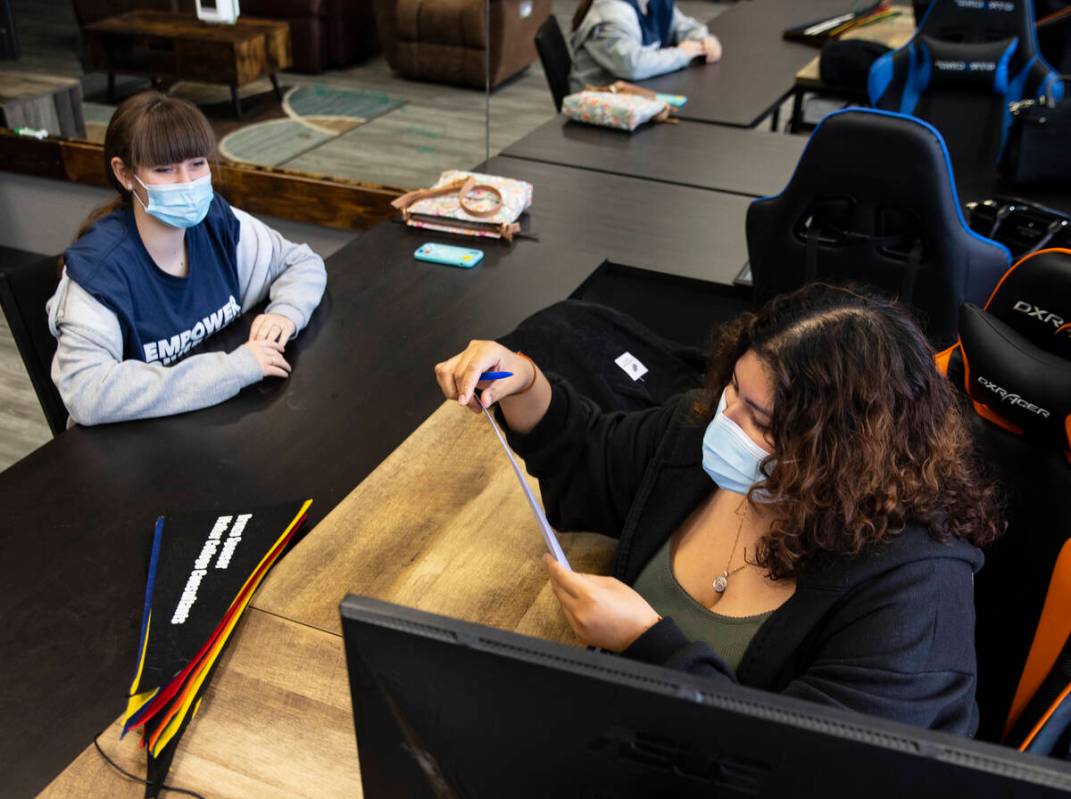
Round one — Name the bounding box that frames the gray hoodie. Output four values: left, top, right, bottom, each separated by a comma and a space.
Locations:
569, 0, 710, 92
46, 206, 327, 426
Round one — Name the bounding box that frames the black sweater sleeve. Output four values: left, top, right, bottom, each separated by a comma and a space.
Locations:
623, 556, 981, 735
501, 374, 681, 538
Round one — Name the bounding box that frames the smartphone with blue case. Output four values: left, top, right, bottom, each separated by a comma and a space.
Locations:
655, 93, 688, 108
414, 243, 484, 268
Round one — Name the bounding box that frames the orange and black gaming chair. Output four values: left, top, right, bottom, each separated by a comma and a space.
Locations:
1003, 540, 1071, 755
937, 248, 1071, 750
937, 248, 1071, 459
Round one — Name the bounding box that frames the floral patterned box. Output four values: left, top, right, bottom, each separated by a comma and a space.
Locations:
405, 170, 534, 240
561, 91, 668, 131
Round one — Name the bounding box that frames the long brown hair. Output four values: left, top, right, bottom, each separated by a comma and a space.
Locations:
700, 283, 1004, 580
74, 91, 217, 240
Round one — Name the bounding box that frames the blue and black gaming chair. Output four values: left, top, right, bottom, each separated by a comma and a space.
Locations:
746, 107, 1011, 348
868, 0, 1063, 165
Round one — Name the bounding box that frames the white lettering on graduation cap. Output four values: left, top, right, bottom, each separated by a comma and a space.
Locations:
170, 513, 241, 625
215, 513, 252, 570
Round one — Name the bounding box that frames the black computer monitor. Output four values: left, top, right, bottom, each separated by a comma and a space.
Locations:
340, 594, 1071, 798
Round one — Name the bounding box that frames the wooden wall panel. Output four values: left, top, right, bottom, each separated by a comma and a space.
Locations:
0, 130, 401, 231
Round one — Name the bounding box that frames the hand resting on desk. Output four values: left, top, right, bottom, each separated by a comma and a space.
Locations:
680, 36, 721, 64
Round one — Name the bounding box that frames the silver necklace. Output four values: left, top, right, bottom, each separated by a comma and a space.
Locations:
713, 502, 749, 594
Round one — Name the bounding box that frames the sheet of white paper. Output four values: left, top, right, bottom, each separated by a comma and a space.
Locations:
481, 403, 572, 570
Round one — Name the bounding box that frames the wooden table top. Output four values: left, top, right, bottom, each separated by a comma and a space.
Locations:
39, 400, 615, 798
500, 117, 806, 198
84, 10, 288, 43
484, 156, 753, 285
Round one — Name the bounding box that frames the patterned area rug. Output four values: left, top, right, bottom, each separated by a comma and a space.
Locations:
220, 85, 406, 167
80, 83, 406, 169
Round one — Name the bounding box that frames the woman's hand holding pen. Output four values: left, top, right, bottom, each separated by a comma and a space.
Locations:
435, 340, 552, 434
435, 340, 533, 410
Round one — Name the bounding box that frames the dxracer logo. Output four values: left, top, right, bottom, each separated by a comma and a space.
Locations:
976, 376, 1050, 418
1013, 300, 1065, 330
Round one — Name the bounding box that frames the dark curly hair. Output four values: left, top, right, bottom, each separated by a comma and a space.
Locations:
698, 283, 1004, 581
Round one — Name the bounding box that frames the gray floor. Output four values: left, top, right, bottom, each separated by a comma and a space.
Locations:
0, 314, 51, 472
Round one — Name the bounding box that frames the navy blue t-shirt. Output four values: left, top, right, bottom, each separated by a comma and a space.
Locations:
64, 194, 243, 365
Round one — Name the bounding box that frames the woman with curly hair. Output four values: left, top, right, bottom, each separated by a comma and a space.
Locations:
434, 283, 1003, 736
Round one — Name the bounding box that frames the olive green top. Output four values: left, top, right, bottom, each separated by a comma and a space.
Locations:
632, 537, 773, 673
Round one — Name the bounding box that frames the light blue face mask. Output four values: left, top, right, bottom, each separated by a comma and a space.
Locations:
701, 388, 773, 495
133, 173, 213, 229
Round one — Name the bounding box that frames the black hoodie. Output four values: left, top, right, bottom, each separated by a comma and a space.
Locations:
503, 376, 985, 737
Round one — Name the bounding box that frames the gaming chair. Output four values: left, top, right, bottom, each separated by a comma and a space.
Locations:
745, 107, 1011, 348
869, 0, 1063, 165
937, 248, 1071, 751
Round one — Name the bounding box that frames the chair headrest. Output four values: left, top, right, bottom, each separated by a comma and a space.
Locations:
982, 248, 1071, 359
918, 0, 1036, 45
920, 35, 1018, 92
746, 108, 1010, 346
959, 302, 1071, 458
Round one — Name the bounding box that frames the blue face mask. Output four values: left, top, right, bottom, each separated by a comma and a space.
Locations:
133, 173, 213, 229
702, 388, 773, 495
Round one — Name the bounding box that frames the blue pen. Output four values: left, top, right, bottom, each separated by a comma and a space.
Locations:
480, 371, 513, 381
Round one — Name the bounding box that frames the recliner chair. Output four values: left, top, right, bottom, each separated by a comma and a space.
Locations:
745, 107, 1011, 348
372, 0, 551, 88
869, 0, 1063, 165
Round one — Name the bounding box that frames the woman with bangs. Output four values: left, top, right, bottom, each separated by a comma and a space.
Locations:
47, 91, 327, 426
434, 283, 1004, 736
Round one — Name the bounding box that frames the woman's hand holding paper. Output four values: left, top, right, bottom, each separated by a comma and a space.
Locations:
544, 554, 662, 652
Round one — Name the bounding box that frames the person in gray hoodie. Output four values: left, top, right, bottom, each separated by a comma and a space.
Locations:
47, 91, 327, 427
569, 0, 721, 91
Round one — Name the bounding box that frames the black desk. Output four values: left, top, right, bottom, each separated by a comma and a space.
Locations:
0, 163, 754, 796
500, 118, 806, 198
956, 170, 1071, 216
637, 0, 852, 127
484, 156, 752, 284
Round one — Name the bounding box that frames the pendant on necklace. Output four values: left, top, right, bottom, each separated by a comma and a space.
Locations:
713, 572, 728, 593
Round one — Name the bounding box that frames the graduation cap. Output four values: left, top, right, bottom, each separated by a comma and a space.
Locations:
120, 499, 312, 797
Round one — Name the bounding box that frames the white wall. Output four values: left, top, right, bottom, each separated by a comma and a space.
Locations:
0, 172, 359, 258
